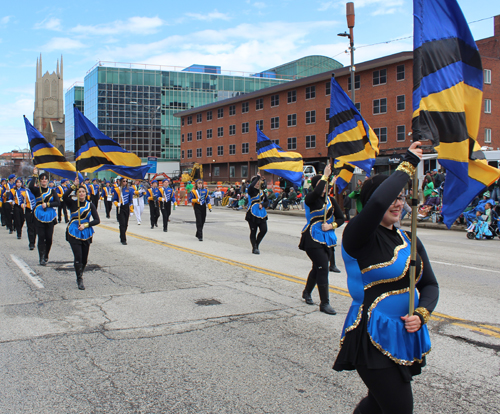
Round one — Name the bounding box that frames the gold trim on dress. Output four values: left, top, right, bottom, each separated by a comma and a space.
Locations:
339, 305, 364, 348
364, 256, 410, 290
367, 287, 409, 320
414, 307, 430, 324
361, 229, 407, 274
396, 161, 416, 177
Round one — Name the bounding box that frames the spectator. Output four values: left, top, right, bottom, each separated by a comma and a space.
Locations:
423, 175, 434, 202
213, 189, 222, 206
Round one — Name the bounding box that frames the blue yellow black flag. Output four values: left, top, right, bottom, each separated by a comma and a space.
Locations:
256, 127, 303, 188
74, 107, 150, 180
327, 77, 379, 175
334, 160, 355, 193
412, 0, 500, 228
24, 116, 77, 180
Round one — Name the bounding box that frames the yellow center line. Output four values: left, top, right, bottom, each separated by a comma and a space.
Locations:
99, 224, 500, 338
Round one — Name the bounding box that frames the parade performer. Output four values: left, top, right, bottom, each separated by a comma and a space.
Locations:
24, 182, 37, 250
159, 178, 176, 232
3, 174, 16, 233
29, 168, 60, 265
147, 180, 161, 229
333, 143, 439, 414
84, 178, 92, 201
245, 173, 269, 254
299, 163, 344, 314
8, 178, 26, 239
101, 181, 114, 219
188, 179, 211, 241
1, 178, 7, 227
131, 179, 146, 225
91, 178, 100, 209
56, 179, 69, 223
113, 177, 134, 245
63, 177, 100, 290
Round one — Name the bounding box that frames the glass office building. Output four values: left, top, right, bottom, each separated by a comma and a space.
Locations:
255, 56, 343, 79
64, 84, 84, 158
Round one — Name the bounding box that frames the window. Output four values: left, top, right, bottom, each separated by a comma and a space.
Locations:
325, 108, 330, 121
196, 113, 202, 123
217, 127, 224, 137
288, 114, 297, 127
242, 102, 249, 113
242, 142, 249, 154
196, 131, 202, 140
256, 120, 263, 131
397, 95, 405, 111
271, 116, 280, 129
207, 128, 213, 139
374, 127, 387, 143
229, 166, 235, 178
271, 94, 280, 107
306, 86, 316, 99
325, 133, 329, 147
256, 98, 263, 110
485, 128, 492, 144
288, 90, 297, 103
217, 108, 223, 118
306, 135, 316, 149
325, 81, 331, 95
347, 75, 361, 91
241, 165, 248, 177
373, 69, 387, 86
196, 148, 202, 158
181, 134, 185, 143
373, 98, 387, 114
397, 125, 406, 142
206, 111, 212, 121
187, 149, 192, 158
187, 116, 192, 125
181, 118, 185, 126
187, 132, 192, 142
213, 166, 220, 176
397, 65, 405, 81
288, 137, 297, 150
485, 99, 492, 114
229, 144, 236, 155
484, 69, 492, 84
229, 105, 236, 116
355, 102, 361, 111
207, 147, 212, 157
229, 125, 236, 135
181, 150, 184, 159
217, 145, 223, 156
306, 110, 316, 124
272, 139, 280, 146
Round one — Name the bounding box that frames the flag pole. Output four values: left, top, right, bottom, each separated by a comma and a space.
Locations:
408, 168, 419, 316
77, 171, 81, 227
324, 158, 332, 223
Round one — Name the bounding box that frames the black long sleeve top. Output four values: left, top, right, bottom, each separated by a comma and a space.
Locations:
29, 179, 60, 209
63, 187, 101, 228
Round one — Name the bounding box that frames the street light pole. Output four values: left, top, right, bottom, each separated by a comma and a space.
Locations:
338, 3, 356, 104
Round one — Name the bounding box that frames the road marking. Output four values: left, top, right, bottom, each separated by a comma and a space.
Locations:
430, 260, 500, 274
99, 225, 500, 339
10, 254, 44, 289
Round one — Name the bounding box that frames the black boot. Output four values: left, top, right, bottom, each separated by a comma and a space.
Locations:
75, 263, 85, 290
302, 277, 316, 305
39, 249, 46, 266
329, 248, 341, 273
318, 284, 336, 315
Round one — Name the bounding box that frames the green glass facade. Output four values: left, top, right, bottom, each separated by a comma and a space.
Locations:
265, 55, 343, 79
64, 85, 84, 158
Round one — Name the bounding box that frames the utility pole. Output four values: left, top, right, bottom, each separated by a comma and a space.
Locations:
338, 2, 356, 104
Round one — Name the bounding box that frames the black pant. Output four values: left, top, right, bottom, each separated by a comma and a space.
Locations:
193, 203, 206, 238
355, 365, 413, 414
25, 208, 36, 246
305, 247, 330, 288
92, 194, 99, 209
70, 242, 90, 267
58, 200, 68, 222
118, 205, 130, 242
149, 200, 159, 227
13, 204, 25, 237
161, 202, 171, 231
1, 202, 6, 226
35, 221, 55, 258
104, 200, 112, 218
248, 220, 267, 248
4, 202, 13, 231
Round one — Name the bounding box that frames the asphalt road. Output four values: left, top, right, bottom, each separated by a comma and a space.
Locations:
0, 205, 499, 413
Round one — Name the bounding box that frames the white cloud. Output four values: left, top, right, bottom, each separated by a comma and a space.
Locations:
34, 17, 62, 31
41, 37, 87, 52
320, 0, 404, 15
0, 96, 35, 154
185, 10, 231, 22
71, 16, 164, 36
0, 16, 12, 25
252, 2, 267, 8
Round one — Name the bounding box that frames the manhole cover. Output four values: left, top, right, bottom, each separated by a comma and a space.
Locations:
195, 299, 221, 306
55, 263, 101, 272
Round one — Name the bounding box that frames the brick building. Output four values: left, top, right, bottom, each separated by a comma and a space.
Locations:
176, 17, 500, 183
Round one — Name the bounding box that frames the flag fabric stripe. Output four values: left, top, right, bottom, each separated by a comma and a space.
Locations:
334, 161, 355, 193
258, 161, 304, 172
328, 108, 360, 136
32, 154, 69, 165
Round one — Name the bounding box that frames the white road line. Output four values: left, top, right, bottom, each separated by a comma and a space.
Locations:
10, 255, 45, 289
430, 260, 500, 274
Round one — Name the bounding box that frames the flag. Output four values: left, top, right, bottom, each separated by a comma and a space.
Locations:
327, 76, 379, 174
256, 127, 303, 188
74, 107, 150, 180
334, 160, 355, 193
412, 0, 500, 228
24, 116, 78, 180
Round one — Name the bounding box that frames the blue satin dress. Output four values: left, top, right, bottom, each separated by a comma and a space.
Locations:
66, 201, 95, 243
248, 191, 267, 220
300, 196, 337, 248
34, 189, 57, 224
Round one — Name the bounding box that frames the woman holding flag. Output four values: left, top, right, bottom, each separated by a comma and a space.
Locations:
245, 172, 269, 254
188, 179, 211, 241
63, 177, 100, 290
333, 143, 439, 414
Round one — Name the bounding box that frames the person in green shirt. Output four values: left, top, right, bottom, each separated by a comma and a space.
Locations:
423, 176, 434, 202
185, 181, 194, 194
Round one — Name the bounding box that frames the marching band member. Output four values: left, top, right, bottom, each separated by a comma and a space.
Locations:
131, 179, 146, 225
29, 167, 60, 265
159, 178, 176, 232
299, 164, 345, 314
147, 180, 161, 229
84, 178, 92, 201
63, 177, 100, 290
3, 174, 16, 233
101, 181, 114, 219
8, 178, 26, 239
188, 179, 211, 241
56, 179, 69, 223
113, 177, 134, 245
245, 173, 269, 254
1, 178, 7, 227
91, 178, 100, 208
24, 181, 37, 250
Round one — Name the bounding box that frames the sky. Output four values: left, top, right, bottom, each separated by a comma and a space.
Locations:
0, 0, 499, 155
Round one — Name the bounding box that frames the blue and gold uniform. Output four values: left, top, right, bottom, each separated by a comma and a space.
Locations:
245, 175, 269, 254
188, 182, 211, 241
101, 183, 114, 218
112, 182, 134, 244
8, 181, 26, 239
23, 184, 37, 250
159, 183, 176, 232
147, 182, 161, 228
